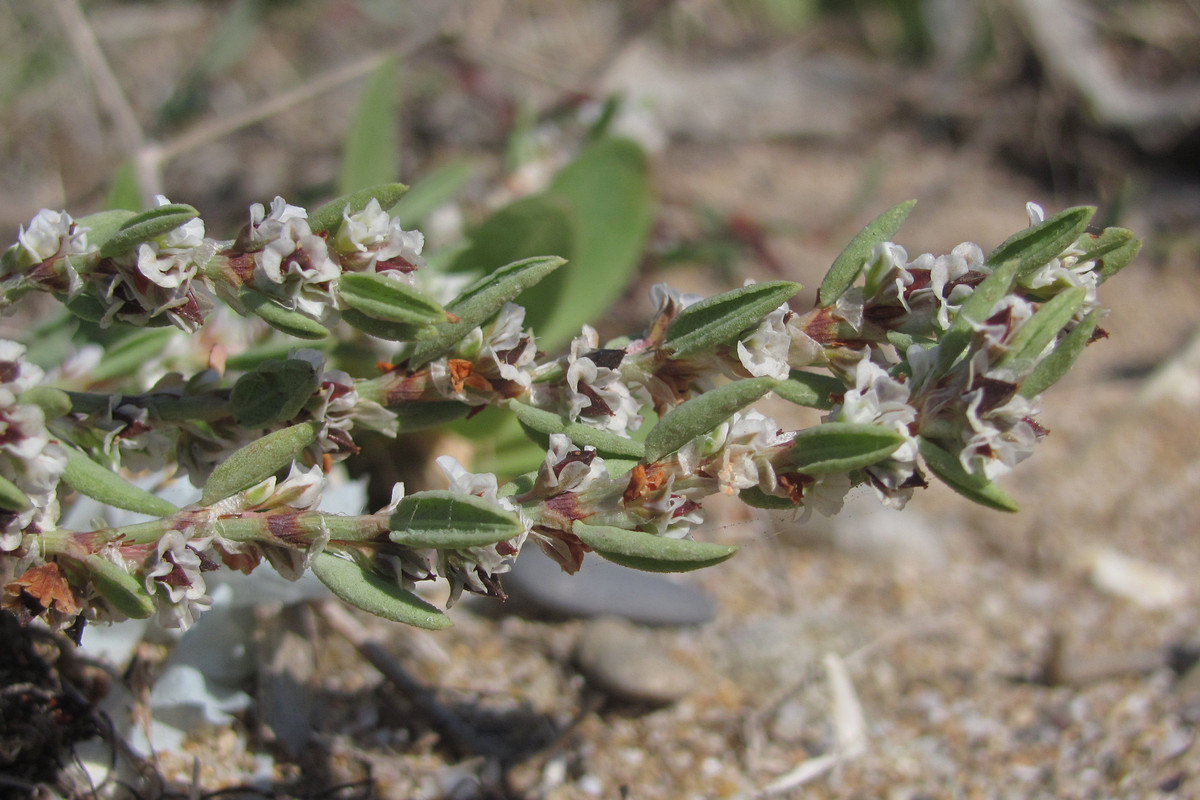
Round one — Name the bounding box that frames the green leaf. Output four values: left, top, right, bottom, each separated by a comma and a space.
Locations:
1019, 310, 1100, 397
506, 400, 645, 460
200, 421, 320, 506
61, 447, 181, 517
818, 199, 916, 307
18, 386, 73, 420
76, 209, 137, 260
918, 436, 1018, 512
664, 280, 802, 360
311, 550, 451, 630
987, 205, 1094, 277
309, 183, 410, 235
390, 158, 482, 228
341, 307, 435, 342
336, 272, 446, 325
775, 370, 843, 410
644, 376, 777, 462
790, 422, 905, 475
535, 137, 655, 348
448, 195, 575, 341
230, 357, 320, 428
90, 328, 177, 382
98, 203, 200, 259
738, 485, 801, 510
339, 58, 400, 195
0, 474, 30, 512
572, 521, 737, 573
85, 555, 155, 619
396, 401, 469, 433
104, 164, 142, 213
997, 286, 1086, 370
408, 256, 565, 369
934, 259, 1019, 376
1076, 226, 1142, 284
387, 490, 522, 549
240, 288, 330, 340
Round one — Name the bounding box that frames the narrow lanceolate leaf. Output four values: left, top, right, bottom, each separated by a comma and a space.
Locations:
997, 286, 1086, 370
0, 474, 30, 512
1020, 310, 1101, 398
72, 210, 136, 263
98, 204, 200, 259
17, 386, 72, 420
818, 199, 916, 307
230, 358, 320, 428
408, 256, 566, 369
339, 57, 400, 195
1076, 226, 1142, 284
309, 183, 410, 235
336, 273, 446, 325
61, 447, 180, 517
790, 422, 905, 475
644, 376, 777, 463
506, 400, 645, 460
572, 522, 737, 573
987, 205, 1094, 277
935, 259, 1020, 375
395, 401, 469, 433
341, 308, 436, 342
200, 421, 320, 506
918, 436, 1018, 512
91, 329, 176, 382
664, 280, 801, 360
240, 289, 329, 340
738, 485, 801, 510
311, 550, 451, 630
387, 490, 522, 549
390, 157, 481, 228
775, 370, 844, 410
85, 555, 154, 619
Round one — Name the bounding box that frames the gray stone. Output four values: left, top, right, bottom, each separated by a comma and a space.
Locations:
573, 617, 698, 706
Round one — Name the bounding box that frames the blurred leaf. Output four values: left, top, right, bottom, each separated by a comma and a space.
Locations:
818, 199, 915, 307
0, 473, 29, 512
988, 206, 1094, 277
105, 163, 141, 212
61, 447, 180, 517
665, 280, 801, 360
1019, 310, 1100, 398
200, 421, 320, 505
390, 158, 481, 228
339, 57, 400, 195
573, 522, 737, 573
918, 436, 1018, 512
395, 401, 469, 433
790, 422, 905, 474
535, 138, 654, 348
311, 551, 451, 630
230, 357, 320, 428
90, 328, 176, 382
738, 485, 801, 510
644, 376, 777, 463
387, 490, 522, 548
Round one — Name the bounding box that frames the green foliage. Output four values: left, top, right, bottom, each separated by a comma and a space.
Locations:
311, 551, 451, 630
200, 421, 320, 505
918, 436, 1018, 512
387, 490, 523, 548
339, 58, 401, 194
664, 280, 801, 359
818, 199, 915, 307
572, 521, 738, 572
230, 357, 320, 428
61, 447, 181, 517
644, 376, 777, 462
789, 422, 905, 474
987, 206, 1094, 277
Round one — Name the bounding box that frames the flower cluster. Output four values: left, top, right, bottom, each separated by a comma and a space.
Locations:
0, 341, 67, 553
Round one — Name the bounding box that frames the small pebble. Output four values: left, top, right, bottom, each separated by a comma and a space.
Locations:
1084, 546, 1187, 609
573, 617, 699, 705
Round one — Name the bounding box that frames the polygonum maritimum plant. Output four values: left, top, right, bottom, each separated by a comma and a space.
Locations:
0, 181, 1140, 633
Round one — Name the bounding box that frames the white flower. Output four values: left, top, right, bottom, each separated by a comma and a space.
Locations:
4, 210, 91, 295
251, 207, 340, 319
737, 307, 791, 380
535, 434, 606, 495
332, 198, 426, 275
959, 378, 1040, 480
565, 326, 642, 434
143, 529, 214, 630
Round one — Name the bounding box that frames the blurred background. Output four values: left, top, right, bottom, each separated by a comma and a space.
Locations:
3, 1, 1200, 797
